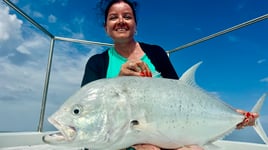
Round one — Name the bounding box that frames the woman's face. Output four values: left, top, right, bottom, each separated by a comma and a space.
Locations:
105, 2, 136, 43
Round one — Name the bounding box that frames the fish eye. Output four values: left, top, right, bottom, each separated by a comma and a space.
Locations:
74, 109, 79, 114
72, 104, 83, 115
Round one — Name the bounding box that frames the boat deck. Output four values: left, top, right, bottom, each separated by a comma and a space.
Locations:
0, 132, 267, 150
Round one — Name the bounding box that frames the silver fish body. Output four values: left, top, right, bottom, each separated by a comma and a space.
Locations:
43, 62, 267, 149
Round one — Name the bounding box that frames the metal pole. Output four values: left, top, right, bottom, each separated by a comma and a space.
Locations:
55, 36, 113, 47
37, 38, 55, 132
167, 14, 268, 54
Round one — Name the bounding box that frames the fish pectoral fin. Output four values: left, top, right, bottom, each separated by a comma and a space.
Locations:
130, 120, 169, 141
129, 119, 158, 134
130, 119, 148, 132
130, 120, 140, 126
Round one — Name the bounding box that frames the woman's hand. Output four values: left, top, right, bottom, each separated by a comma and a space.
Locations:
119, 60, 152, 77
131, 144, 203, 150
178, 145, 204, 150
236, 109, 259, 129
131, 144, 160, 150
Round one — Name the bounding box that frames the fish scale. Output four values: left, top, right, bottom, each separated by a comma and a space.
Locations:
43, 62, 268, 150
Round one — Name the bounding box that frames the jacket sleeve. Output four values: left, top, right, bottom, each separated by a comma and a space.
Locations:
155, 46, 179, 79
81, 51, 109, 87
141, 43, 179, 79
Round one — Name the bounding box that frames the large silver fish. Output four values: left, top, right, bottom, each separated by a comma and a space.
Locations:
43, 62, 268, 149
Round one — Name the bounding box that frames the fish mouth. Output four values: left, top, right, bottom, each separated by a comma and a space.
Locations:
42, 118, 77, 144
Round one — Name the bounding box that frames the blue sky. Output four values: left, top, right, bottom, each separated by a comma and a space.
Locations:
0, 0, 268, 144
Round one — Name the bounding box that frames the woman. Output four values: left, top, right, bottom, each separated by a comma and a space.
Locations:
81, 0, 258, 150
81, 0, 178, 87
81, 0, 181, 149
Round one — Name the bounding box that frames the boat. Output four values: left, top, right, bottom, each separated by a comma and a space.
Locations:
0, 132, 268, 150
1, 0, 268, 149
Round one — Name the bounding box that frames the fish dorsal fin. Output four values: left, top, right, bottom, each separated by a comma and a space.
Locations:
180, 61, 203, 87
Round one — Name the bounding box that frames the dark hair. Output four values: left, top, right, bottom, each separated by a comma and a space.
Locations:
97, 0, 138, 26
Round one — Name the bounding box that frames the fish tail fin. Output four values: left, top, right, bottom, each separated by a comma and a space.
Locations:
251, 93, 268, 144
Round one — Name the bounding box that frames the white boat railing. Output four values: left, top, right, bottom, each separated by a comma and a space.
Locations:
2, 0, 268, 132
166, 14, 268, 55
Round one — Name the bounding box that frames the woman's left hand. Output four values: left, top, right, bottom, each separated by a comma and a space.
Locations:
119, 60, 152, 77
236, 109, 259, 129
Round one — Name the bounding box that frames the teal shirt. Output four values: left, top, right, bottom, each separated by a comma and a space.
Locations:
106, 47, 161, 78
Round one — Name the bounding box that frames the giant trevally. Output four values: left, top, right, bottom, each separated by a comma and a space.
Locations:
43, 62, 268, 149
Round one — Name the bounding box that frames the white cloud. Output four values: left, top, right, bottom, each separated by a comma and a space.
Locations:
260, 77, 268, 83
0, 6, 23, 52
194, 27, 202, 33
11, 0, 19, 4
236, 3, 245, 11
227, 35, 239, 42
20, 4, 44, 19
48, 0, 56, 4
45, 0, 69, 6
16, 36, 48, 55
61, 24, 85, 39
257, 59, 267, 83
62, 17, 86, 39
73, 17, 85, 25
60, 0, 68, 6
33, 11, 43, 18
0, 6, 106, 131
48, 14, 57, 23
257, 59, 266, 64
21, 4, 32, 15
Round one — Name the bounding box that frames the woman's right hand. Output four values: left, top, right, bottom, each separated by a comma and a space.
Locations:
119, 60, 152, 77
131, 144, 204, 150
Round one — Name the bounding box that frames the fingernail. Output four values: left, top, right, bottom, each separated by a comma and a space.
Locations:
145, 71, 149, 77
148, 71, 152, 77
126, 147, 136, 150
